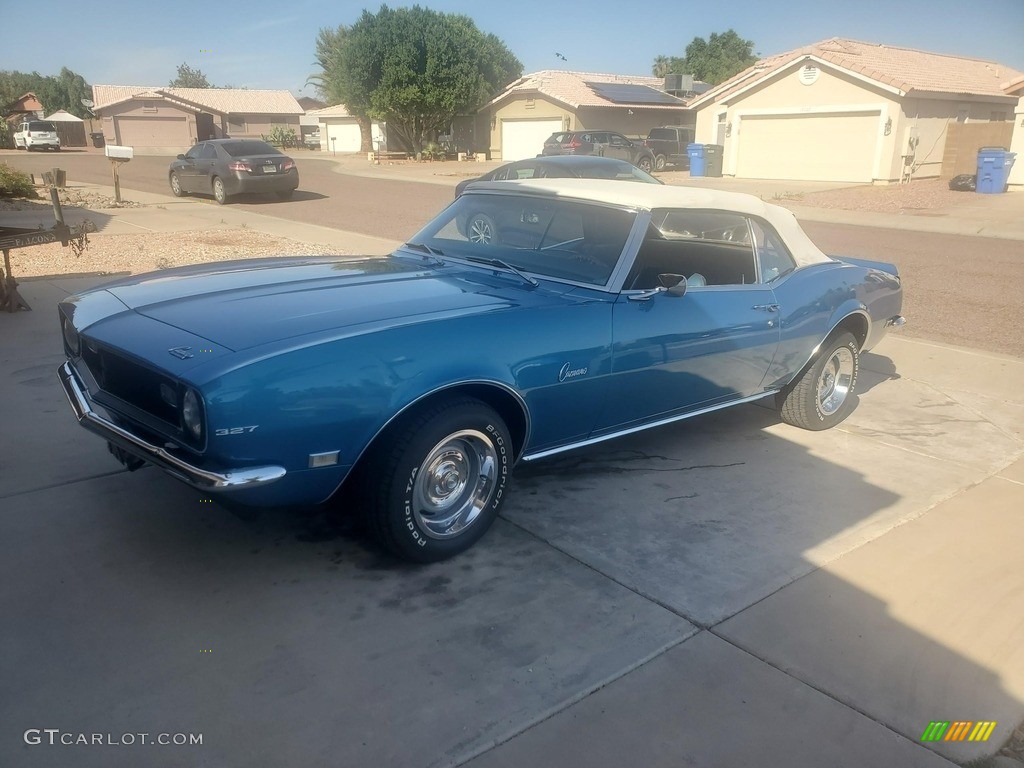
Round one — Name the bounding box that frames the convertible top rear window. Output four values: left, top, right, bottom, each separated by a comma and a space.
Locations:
410, 192, 637, 286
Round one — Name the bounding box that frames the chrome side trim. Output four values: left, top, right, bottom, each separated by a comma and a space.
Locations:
791, 309, 873, 378
58, 362, 286, 492
521, 390, 779, 462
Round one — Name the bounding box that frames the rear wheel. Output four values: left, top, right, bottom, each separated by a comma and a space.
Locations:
361, 397, 511, 562
654, 154, 667, 171
636, 155, 653, 173
212, 176, 228, 205
778, 331, 860, 430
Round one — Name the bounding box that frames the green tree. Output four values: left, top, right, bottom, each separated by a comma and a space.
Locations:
652, 29, 758, 86
309, 25, 375, 152
169, 63, 212, 88
0, 68, 92, 118
319, 5, 521, 153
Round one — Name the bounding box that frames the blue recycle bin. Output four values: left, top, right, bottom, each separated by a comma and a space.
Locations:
688, 143, 706, 177
976, 147, 1016, 194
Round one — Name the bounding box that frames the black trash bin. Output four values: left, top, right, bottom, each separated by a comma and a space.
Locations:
704, 144, 724, 177
90, 132, 105, 148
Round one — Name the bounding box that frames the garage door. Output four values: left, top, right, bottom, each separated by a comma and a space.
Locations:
735, 112, 879, 182
326, 121, 361, 153
501, 119, 563, 162
115, 117, 189, 148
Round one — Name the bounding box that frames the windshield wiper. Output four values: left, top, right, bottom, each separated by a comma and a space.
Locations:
463, 256, 539, 288
402, 242, 446, 265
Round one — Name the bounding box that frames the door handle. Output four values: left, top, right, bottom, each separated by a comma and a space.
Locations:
752, 303, 780, 312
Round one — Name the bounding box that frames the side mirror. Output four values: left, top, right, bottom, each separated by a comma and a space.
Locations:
176, 154, 186, 160
658, 273, 688, 296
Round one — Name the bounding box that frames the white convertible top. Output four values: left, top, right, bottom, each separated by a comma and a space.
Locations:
468, 178, 834, 268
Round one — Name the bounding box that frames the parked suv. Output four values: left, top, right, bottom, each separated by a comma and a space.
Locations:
13, 120, 61, 151
542, 131, 656, 173
644, 126, 695, 171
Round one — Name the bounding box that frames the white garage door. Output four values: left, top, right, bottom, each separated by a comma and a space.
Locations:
501, 119, 563, 162
735, 112, 880, 182
115, 117, 189, 148
325, 121, 362, 153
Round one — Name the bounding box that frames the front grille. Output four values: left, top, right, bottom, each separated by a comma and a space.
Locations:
81, 343, 181, 427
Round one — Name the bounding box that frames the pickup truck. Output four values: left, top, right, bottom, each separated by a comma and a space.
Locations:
645, 126, 694, 171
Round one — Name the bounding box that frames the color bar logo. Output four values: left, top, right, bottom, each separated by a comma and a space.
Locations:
921, 721, 997, 742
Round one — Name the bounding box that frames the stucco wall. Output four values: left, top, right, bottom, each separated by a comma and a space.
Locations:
225, 114, 301, 139
897, 97, 1015, 180
1008, 97, 1024, 191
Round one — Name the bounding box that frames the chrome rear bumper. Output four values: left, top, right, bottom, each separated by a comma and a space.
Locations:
58, 362, 286, 492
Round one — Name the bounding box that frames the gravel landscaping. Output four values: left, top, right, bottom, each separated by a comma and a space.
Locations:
772, 177, 988, 213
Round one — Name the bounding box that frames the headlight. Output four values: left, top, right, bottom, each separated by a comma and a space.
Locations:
182, 388, 204, 441
62, 316, 81, 356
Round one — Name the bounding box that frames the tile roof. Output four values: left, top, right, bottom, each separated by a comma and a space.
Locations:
92, 85, 303, 115
306, 104, 355, 118
692, 38, 1024, 107
488, 70, 691, 110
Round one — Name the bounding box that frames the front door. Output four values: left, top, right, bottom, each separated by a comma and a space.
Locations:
595, 286, 780, 432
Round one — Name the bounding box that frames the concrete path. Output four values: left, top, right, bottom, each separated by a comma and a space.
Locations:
2, 171, 1023, 766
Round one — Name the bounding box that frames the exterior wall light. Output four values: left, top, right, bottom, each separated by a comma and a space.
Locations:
884, 117, 892, 136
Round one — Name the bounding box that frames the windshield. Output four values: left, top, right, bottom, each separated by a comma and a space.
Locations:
408, 192, 637, 286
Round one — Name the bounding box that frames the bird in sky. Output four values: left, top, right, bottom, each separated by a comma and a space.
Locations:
555, 52, 567, 62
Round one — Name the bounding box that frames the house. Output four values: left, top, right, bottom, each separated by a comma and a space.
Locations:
2, 92, 45, 146
309, 104, 386, 153
483, 70, 703, 162
689, 38, 1024, 183
91, 85, 304, 154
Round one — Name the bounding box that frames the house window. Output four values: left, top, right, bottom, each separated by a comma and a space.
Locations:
956, 108, 969, 123
228, 117, 245, 133
990, 111, 1007, 122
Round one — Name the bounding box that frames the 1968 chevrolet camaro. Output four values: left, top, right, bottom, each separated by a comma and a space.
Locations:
58, 180, 904, 562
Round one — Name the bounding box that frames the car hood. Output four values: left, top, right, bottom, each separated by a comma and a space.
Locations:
91, 255, 574, 351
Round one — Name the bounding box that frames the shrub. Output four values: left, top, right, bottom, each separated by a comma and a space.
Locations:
421, 142, 446, 161
0, 164, 38, 199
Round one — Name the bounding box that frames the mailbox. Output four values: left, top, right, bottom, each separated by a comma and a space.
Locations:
104, 145, 134, 161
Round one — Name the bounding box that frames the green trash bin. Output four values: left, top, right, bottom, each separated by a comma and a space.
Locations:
704, 144, 724, 177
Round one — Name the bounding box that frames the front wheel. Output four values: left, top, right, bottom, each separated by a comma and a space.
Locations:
654, 154, 667, 171
361, 397, 511, 562
636, 156, 653, 173
169, 172, 185, 197
778, 331, 860, 430
467, 212, 497, 245
212, 176, 228, 205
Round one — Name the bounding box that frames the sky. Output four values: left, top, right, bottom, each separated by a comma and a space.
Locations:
4, 0, 1023, 97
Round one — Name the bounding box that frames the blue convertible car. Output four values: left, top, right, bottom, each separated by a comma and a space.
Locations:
58, 180, 904, 561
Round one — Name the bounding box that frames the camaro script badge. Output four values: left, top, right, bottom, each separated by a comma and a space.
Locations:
168, 346, 194, 360
558, 362, 588, 382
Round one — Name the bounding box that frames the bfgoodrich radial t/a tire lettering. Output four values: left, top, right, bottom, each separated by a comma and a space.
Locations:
778, 331, 860, 430
362, 397, 511, 562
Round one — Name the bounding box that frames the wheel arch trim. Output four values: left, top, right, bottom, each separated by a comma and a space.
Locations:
332, 379, 531, 495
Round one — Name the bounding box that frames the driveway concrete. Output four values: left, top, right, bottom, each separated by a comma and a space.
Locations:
2, 177, 1023, 766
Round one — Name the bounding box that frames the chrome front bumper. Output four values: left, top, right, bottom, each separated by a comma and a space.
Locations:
58, 362, 286, 492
